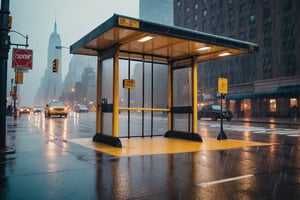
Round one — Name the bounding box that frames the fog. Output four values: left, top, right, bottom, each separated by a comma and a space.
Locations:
5, 0, 139, 106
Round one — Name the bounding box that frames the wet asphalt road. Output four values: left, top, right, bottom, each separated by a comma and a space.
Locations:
1, 113, 300, 200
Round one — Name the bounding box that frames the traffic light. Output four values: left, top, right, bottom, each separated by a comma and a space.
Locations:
15, 71, 24, 84
52, 59, 59, 73
8, 16, 12, 29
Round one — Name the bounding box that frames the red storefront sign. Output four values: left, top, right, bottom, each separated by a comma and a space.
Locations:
12, 48, 33, 70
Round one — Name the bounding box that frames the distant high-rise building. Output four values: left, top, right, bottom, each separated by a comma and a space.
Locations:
139, 0, 173, 25
80, 67, 96, 104
35, 21, 62, 105
61, 55, 96, 95
174, 0, 300, 118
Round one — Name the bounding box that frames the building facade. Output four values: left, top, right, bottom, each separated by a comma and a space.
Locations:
139, 0, 174, 25
174, 0, 300, 118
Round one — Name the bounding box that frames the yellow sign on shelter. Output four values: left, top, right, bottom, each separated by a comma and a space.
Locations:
218, 77, 228, 94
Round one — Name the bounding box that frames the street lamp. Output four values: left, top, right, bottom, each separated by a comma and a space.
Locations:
56, 45, 69, 50
9, 30, 29, 48
70, 87, 75, 110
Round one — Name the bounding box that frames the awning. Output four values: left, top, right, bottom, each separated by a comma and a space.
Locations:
277, 85, 300, 93
70, 14, 258, 62
226, 93, 254, 100
255, 85, 300, 97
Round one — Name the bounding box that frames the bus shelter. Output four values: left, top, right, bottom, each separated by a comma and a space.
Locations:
70, 14, 258, 147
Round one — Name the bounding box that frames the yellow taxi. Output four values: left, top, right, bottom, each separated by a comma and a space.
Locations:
44, 100, 68, 118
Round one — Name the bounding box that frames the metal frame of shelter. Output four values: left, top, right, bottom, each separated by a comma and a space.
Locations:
70, 14, 258, 147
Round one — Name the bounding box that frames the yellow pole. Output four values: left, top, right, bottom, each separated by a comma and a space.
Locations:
167, 61, 172, 130
192, 57, 198, 133
96, 57, 102, 134
112, 48, 119, 137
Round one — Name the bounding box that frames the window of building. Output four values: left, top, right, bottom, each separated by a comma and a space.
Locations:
194, 14, 198, 22
228, 0, 233, 4
202, 0, 207, 5
249, 14, 256, 24
241, 99, 251, 117
194, 3, 199, 10
264, 23, 272, 34
249, 0, 256, 9
219, 23, 225, 33
186, 7, 190, 13
228, 8, 234, 17
211, 4, 216, 12
185, 17, 190, 25
202, 9, 208, 17
202, 20, 207, 30
228, 20, 235, 30
263, 8, 270, 20
263, 53, 271, 66
290, 98, 297, 107
239, 32, 245, 40
239, 17, 245, 27
269, 99, 276, 112
219, 0, 224, 9
211, 16, 216, 28
283, 0, 292, 12
249, 29, 256, 39
240, 3, 246, 13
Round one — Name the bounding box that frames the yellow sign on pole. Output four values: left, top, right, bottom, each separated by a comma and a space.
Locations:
15, 71, 23, 84
218, 77, 228, 94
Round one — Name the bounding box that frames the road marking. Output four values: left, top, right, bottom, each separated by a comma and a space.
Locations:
199, 121, 299, 136
197, 174, 253, 187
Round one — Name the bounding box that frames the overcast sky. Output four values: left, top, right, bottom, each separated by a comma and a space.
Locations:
5, 0, 139, 106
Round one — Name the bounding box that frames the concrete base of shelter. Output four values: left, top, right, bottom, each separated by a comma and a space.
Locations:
93, 134, 122, 147
164, 131, 202, 142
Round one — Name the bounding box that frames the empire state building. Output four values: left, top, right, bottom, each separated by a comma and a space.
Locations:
35, 21, 62, 105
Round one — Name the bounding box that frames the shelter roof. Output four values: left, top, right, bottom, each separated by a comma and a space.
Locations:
70, 14, 258, 62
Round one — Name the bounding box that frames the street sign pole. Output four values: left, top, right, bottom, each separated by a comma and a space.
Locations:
0, 0, 12, 151
217, 94, 227, 140
217, 78, 228, 140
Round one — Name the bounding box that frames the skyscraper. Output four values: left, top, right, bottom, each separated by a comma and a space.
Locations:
139, 0, 173, 25
35, 21, 62, 105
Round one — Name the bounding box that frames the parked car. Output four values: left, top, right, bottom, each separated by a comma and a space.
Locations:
45, 100, 68, 118
32, 105, 42, 113
74, 104, 89, 113
19, 106, 31, 114
198, 104, 233, 121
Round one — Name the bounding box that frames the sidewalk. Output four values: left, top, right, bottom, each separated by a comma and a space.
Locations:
232, 116, 300, 126
1, 115, 299, 199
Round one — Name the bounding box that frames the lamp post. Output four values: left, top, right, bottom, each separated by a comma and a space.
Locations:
55, 45, 68, 50
70, 87, 75, 111
0, 0, 15, 153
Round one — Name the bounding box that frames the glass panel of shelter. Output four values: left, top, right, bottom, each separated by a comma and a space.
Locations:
101, 58, 113, 136
171, 58, 193, 133
118, 57, 168, 138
